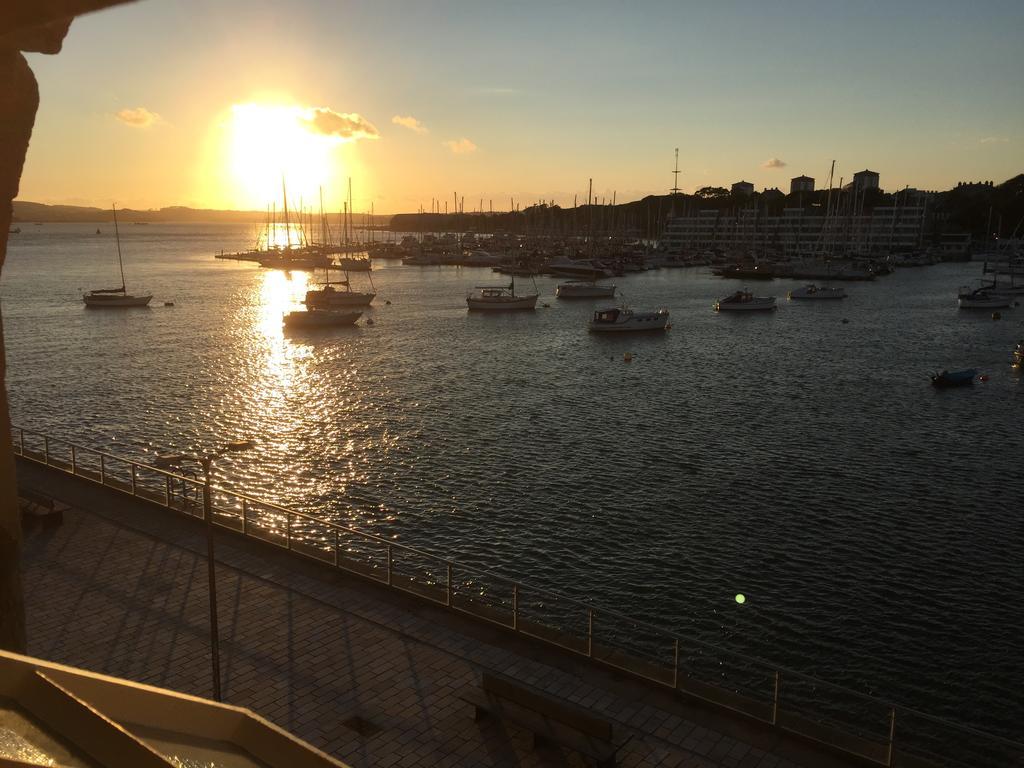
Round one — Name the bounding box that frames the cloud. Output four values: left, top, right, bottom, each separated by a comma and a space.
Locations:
301, 108, 378, 141
443, 138, 478, 155
979, 136, 1009, 144
760, 157, 786, 169
116, 107, 161, 128
392, 115, 428, 134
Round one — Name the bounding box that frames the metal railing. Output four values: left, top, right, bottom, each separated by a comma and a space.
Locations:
11, 426, 1021, 768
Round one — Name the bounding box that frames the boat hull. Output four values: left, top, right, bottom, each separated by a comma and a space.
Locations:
715, 299, 776, 311
305, 290, 375, 308
283, 310, 362, 328
788, 285, 847, 300
466, 295, 538, 311
83, 294, 153, 308
557, 282, 617, 299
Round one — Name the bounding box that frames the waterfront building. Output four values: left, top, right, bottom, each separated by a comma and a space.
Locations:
658, 204, 939, 256
790, 175, 815, 194
731, 180, 754, 196
851, 169, 881, 191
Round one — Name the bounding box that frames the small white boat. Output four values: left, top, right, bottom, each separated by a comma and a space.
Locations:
83, 204, 152, 308
556, 281, 616, 299
788, 284, 847, 300
305, 263, 375, 308
715, 290, 776, 311
467, 275, 538, 311
958, 286, 1014, 309
588, 306, 669, 333
283, 308, 362, 328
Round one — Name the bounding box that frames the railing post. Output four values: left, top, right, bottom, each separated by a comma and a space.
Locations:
512, 584, 519, 631
242, 498, 249, 535
333, 529, 339, 567
672, 638, 679, 689
386, 544, 392, 586
446, 563, 453, 607
71, 445, 77, 475
100, 454, 106, 485
286, 512, 292, 549
165, 475, 172, 506
772, 671, 781, 725
43, 436, 50, 465
886, 707, 897, 766
130, 464, 137, 496
587, 608, 593, 658
19, 428, 24, 455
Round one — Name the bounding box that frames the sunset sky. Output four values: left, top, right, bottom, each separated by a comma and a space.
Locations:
18, 0, 1024, 214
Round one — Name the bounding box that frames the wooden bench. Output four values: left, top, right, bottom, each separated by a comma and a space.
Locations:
19, 488, 68, 531
457, 671, 631, 767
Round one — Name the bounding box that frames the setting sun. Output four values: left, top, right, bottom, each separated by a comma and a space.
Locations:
225, 104, 345, 211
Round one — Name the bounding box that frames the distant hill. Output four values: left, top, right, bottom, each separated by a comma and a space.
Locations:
11, 201, 393, 227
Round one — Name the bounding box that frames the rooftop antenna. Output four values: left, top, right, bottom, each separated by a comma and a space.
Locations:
671, 148, 681, 195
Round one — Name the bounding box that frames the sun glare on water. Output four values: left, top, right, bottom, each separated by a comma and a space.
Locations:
226, 104, 343, 209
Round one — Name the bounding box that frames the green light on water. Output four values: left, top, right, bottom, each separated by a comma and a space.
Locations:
735, 593, 746, 604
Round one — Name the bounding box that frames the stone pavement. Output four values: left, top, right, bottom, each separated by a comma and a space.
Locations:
17, 461, 855, 768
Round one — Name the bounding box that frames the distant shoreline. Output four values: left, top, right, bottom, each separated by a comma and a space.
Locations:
12, 200, 394, 226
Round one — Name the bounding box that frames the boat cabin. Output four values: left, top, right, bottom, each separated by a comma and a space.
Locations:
593, 308, 622, 323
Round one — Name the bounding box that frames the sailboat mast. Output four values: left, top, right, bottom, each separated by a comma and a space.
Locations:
282, 178, 292, 249
112, 204, 126, 292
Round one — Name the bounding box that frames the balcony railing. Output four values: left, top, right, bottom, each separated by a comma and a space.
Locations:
11, 426, 1021, 768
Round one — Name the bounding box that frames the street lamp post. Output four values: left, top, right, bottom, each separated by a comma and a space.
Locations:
156, 439, 253, 703
200, 455, 222, 702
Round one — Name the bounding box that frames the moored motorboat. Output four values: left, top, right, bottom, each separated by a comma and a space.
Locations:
715, 290, 776, 311
930, 368, 978, 388
788, 284, 847, 300
283, 308, 362, 328
588, 306, 669, 333
556, 280, 617, 299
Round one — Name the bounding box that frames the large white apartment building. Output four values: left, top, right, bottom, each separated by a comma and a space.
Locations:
659, 206, 932, 255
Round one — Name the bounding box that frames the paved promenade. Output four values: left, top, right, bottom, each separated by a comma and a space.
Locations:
17, 461, 854, 768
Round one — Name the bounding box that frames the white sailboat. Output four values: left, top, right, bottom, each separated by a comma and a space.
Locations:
305, 262, 375, 308
466, 272, 538, 310
83, 204, 152, 308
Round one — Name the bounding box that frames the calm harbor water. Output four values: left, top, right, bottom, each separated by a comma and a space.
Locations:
3, 223, 1021, 741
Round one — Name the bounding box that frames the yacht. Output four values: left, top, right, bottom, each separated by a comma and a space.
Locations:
556, 281, 616, 299
83, 204, 153, 308
467, 274, 538, 311
588, 306, 669, 333
305, 263, 375, 308
283, 308, 362, 328
958, 286, 1013, 310
788, 284, 847, 300
546, 258, 611, 280
715, 290, 777, 311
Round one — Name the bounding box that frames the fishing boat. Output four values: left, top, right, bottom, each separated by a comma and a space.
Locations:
930, 369, 978, 388
788, 284, 847, 300
467, 273, 538, 311
556, 280, 617, 299
283, 308, 362, 328
588, 306, 669, 333
957, 286, 1014, 309
715, 290, 776, 311
305, 262, 375, 308
83, 204, 153, 308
